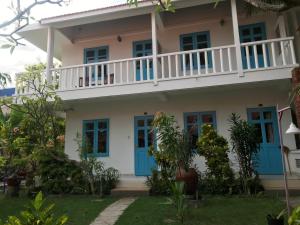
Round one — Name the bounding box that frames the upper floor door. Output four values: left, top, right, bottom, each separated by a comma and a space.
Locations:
239, 23, 268, 69
180, 31, 212, 70
133, 40, 153, 81
84, 46, 109, 86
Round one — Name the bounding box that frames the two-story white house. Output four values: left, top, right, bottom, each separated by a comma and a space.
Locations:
17, 0, 300, 191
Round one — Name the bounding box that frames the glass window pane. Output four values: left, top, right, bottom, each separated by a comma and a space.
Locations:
265, 123, 275, 143
202, 114, 213, 124
85, 122, 94, 131
86, 50, 94, 58
99, 121, 107, 129
147, 129, 154, 147
187, 115, 197, 124
98, 130, 107, 153
98, 49, 107, 56
138, 130, 145, 148
136, 44, 143, 51
197, 43, 208, 49
254, 124, 263, 143
182, 36, 193, 45
183, 44, 193, 51
196, 34, 207, 43
253, 27, 262, 35
264, 112, 272, 120
242, 29, 251, 36
137, 120, 144, 127
85, 131, 94, 153
251, 112, 260, 120
145, 43, 152, 50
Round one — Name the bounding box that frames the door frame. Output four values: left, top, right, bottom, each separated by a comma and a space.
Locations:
239, 22, 268, 69
132, 40, 153, 81
247, 106, 283, 175
134, 115, 156, 176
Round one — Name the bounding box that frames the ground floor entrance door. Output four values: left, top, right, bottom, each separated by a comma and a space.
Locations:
247, 107, 283, 175
134, 115, 156, 176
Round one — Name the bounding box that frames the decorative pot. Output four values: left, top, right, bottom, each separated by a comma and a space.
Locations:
6, 177, 20, 197
267, 215, 284, 225
175, 167, 198, 195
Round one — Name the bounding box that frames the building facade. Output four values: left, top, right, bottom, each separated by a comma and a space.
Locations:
18, 0, 300, 190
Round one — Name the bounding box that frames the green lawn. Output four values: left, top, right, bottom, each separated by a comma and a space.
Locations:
115, 196, 285, 225
0, 194, 117, 225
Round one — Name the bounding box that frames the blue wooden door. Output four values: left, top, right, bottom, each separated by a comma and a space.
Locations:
134, 116, 156, 176
133, 40, 153, 81
84, 46, 108, 85
239, 23, 268, 69
247, 107, 283, 175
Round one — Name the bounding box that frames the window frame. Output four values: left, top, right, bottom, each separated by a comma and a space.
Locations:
179, 31, 212, 70
82, 119, 110, 157
83, 46, 109, 64
183, 111, 217, 148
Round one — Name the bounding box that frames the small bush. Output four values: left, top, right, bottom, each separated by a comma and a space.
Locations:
146, 169, 172, 196
197, 124, 234, 194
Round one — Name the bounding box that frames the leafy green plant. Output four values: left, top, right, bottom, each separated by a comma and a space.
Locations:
150, 112, 196, 173
197, 124, 234, 194
146, 169, 172, 195
229, 113, 261, 194
289, 206, 300, 225
76, 133, 120, 196
0, 192, 68, 225
169, 181, 187, 224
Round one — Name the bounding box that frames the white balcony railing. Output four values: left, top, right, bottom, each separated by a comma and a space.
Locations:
16, 37, 297, 95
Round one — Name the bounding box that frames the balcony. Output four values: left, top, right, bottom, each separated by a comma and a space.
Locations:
15, 37, 298, 101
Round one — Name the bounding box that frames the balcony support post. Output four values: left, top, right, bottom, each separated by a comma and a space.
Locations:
151, 11, 158, 85
46, 26, 54, 84
230, 0, 244, 77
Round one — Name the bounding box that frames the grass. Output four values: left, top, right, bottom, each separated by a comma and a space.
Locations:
0, 194, 117, 225
115, 195, 285, 225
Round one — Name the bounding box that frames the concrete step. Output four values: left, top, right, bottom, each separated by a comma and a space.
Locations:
111, 187, 149, 197
260, 174, 300, 190
112, 175, 149, 197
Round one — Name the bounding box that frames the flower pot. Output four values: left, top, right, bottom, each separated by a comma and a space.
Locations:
175, 167, 198, 195
6, 177, 20, 197
267, 215, 284, 225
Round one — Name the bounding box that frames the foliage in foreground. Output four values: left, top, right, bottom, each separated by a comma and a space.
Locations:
0, 192, 68, 225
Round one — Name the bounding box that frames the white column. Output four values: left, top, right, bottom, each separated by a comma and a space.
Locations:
151, 11, 158, 85
46, 27, 54, 83
231, 0, 244, 77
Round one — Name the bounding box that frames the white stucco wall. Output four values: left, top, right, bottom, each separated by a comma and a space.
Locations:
64, 83, 298, 175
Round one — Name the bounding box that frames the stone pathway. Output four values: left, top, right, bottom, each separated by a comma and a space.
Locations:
90, 197, 137, 225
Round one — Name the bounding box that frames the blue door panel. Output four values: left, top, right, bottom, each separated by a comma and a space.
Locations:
134, 116, 156, 176
247, 107, 283, 175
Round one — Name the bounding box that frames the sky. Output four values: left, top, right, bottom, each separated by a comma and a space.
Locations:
0, 0, 127, 87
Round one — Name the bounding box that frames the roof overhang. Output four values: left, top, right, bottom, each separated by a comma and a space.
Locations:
17, 0, 221, 60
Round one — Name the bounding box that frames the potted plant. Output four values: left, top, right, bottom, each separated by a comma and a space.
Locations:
6, 174, 21, 197
267, 210, 286, 225
150, 112, 198, 195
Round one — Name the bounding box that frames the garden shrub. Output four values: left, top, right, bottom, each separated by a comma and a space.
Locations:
197, 124, 235, 194
229, 113, 263, 194
38, 149, 86, 195
146, 169, 172, 196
